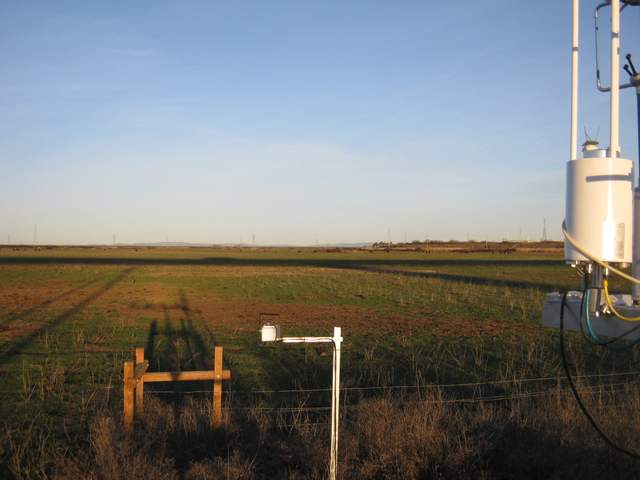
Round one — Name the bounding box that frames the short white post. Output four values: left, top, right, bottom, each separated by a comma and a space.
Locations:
329, 327, 342, 480
260, 324, 343, 480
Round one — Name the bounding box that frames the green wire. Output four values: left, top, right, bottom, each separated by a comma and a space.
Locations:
583, 288, 640, 349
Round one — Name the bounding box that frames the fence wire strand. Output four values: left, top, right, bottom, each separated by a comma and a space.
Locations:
225, 370, 640, 396
4, 369, 636, 395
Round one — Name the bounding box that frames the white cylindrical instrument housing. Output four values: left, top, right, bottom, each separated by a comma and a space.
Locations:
565, 155, 633, 264
261, 324, 280, 342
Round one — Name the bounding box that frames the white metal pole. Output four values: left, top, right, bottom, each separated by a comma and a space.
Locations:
570, 0, 580, 161
334, 328, 340, 479
610, 0, 621, 157
633, 189, 640, 302
329, 326, 341, 480
263, 325, 342, 480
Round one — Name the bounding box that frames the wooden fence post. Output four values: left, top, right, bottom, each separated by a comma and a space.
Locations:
124, 346, 228, 428
213, 346, 223, 426
135, 347, 145, 417
123, 361, 134, 432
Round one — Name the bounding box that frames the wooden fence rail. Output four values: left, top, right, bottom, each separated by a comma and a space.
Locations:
123, 346, 231, 431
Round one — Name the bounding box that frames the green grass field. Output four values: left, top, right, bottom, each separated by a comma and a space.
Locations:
1, 246, 638, 478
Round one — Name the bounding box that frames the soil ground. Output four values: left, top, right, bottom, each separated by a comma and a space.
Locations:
2, 245, 634, 479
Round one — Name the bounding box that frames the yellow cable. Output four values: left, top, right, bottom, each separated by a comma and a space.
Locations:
562, 221, 640, 285
603, 278, 640, 321
563, 220, 640, 321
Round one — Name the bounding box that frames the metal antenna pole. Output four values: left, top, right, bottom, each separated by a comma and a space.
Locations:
610, 0, 621, 157
626, 54, 640, 301
634, 87, 640, 302
637, 90, 640, 171
570, 0, 580, 161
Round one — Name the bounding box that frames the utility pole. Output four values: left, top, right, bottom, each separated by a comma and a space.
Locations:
541, 218, 548, 242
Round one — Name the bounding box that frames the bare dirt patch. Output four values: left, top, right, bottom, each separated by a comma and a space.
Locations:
103, 284, 536, 339
140, 265, 336, 278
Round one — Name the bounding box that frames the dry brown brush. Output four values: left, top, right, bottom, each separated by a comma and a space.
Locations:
53, 382, 640, 480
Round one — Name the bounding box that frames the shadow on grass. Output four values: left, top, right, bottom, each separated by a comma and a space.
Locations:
0, 277, 104, 330
0, 268, 135, 365
472, 422, 620, 479
345, 264, 565, 291
0, 255, 562, 268
144, 292, 213, 372
143, 292, 216, 400
0, 256, 568, 292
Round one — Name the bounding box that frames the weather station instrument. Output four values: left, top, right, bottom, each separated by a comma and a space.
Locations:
541, 0, 640, 458
543, 0, 640, 341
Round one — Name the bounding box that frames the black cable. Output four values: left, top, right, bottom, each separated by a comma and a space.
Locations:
579, 286, 589, 340
560, 291, 640, 459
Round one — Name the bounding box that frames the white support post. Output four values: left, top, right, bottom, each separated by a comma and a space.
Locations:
260, 324, 343, 480
570, 0, 580, 161
329, 327, 342, 480
610, 0, 621, 157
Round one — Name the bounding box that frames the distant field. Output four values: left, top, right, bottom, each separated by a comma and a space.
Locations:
1, 246, 638, 479
0, 246, 575, 374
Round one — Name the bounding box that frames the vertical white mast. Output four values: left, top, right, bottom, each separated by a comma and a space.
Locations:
570, 0, 579, 161
610, 0, 621, 157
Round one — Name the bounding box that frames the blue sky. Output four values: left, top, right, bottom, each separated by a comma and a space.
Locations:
1, 1, 640, 245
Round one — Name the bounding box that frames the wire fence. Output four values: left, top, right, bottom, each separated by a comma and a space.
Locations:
220, 370, 640, 396
6, 372, 625, 411
4, 369, 636, 396
165, 380, 634, 420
